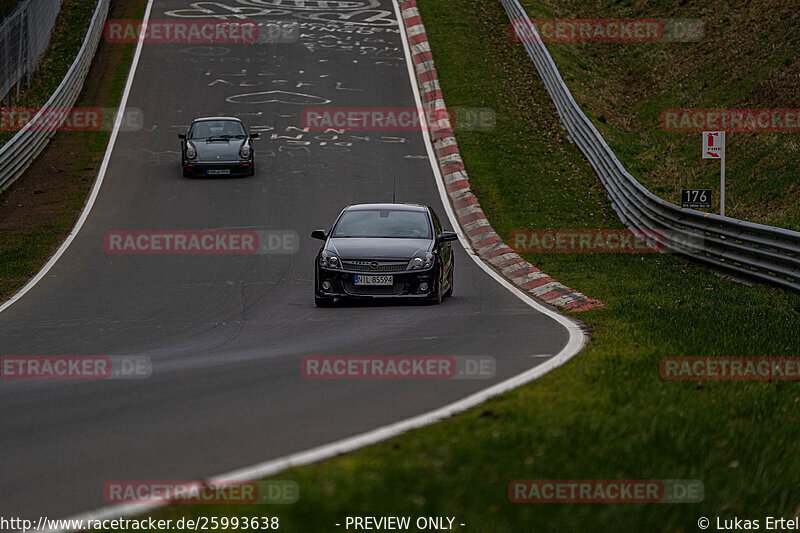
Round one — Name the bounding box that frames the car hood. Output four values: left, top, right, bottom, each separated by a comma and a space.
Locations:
189, 139, 245, 161
326, 238, 432, 260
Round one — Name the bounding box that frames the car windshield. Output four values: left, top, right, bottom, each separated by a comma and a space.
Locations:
189, 120, 246, 139
333, 209, 432, 239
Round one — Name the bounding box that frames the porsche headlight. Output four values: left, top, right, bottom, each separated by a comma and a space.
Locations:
319, 251, 340, 269
407, 252, 434, 270
240, 144, 251, 159
186, 145, 197, 159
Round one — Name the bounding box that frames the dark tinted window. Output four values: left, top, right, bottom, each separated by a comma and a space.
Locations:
189, 120, 245, 139
333, 209, 432, 239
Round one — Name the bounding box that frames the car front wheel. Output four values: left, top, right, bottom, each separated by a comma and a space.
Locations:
428, 272, 443, 305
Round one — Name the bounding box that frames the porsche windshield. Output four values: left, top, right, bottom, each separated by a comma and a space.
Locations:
333, 209, 432, 239
189, 120, 246, 139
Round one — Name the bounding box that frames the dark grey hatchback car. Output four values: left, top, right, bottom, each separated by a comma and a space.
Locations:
311, 203, 458, 306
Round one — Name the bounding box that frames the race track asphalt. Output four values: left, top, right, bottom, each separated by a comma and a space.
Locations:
0, 0, 574, 520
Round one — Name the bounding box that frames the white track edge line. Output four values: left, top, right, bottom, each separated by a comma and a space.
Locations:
30, 2, 588, 530
0, 0, 156, 316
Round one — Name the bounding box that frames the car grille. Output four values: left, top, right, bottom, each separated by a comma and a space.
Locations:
343, 280, 406, 296
341, 260, 407, 272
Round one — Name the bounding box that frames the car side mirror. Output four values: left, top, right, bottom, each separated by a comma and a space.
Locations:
250, 133, 260, 139
178, 133, 186, 140
311, 229, 328, 241
437, 231, 458, 243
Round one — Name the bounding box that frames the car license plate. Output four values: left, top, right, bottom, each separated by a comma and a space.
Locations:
354, 275, 393, 286
207, 169, 230, 175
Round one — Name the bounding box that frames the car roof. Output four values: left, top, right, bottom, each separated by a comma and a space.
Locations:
192, 117, 242, 123
344, 203, 429, 212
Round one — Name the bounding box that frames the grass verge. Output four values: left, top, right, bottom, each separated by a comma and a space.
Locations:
102, 1, 800, 532
516, 0, 800, 230
0, 0, 143, 302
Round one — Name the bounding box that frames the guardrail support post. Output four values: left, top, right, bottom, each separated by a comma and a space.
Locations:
720, 132, 726, 216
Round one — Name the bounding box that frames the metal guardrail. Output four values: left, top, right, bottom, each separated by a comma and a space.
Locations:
500, 0, 800, 293
0, 0, 63, 103
0, 0, 109, 192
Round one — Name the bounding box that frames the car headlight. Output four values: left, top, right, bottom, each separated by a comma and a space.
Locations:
186, 145, 197, 159
319, 251, 340, 269
407, 252, 434, 270
240, 144, 251, 159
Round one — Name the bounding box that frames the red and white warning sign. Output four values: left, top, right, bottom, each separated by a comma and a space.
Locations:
702, 130, 727, 215
702, 131, 725, 159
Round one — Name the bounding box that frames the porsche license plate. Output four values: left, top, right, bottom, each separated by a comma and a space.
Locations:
354, 275, 393, 286
207, 169, 230, 175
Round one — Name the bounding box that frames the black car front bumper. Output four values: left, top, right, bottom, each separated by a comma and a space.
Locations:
183, 160, 252, 177
316, 266, 438, 299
